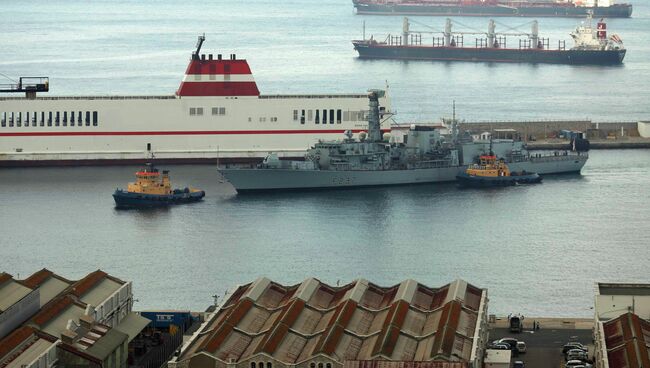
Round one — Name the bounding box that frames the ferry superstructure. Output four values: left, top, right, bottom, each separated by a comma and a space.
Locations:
0, 37, 391, 166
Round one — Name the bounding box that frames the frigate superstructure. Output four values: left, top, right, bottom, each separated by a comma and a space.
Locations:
219, 92, 588, 192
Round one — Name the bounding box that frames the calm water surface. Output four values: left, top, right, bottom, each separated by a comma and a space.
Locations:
0, 0, 649, 121
1, 149, 649, 316
1, 0, 649, 316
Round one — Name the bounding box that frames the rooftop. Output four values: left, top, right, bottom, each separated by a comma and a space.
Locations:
598, 283, 650, 296
0, 327, 57, 368
0, 274, 32, 313
602, 312, 650, 368
179, 278, 486, 366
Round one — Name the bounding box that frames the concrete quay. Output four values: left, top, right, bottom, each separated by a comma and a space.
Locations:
527, 138, 650, 150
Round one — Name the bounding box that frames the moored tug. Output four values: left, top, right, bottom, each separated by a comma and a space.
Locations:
113, 164, 205, 208
456, 154, 542, 188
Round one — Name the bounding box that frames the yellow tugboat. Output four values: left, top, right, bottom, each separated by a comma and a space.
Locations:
113, 164, 205, 208
456, 154, 542, 188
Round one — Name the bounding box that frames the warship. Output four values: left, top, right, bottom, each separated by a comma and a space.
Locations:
219, 92, 587, 192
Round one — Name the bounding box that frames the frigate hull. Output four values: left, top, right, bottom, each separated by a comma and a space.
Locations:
220, 155, 586, 192
220, 167, 461, 192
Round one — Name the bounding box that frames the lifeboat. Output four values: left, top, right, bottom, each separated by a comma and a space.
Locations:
456, 154, 542, 188
113, 164, 205, 208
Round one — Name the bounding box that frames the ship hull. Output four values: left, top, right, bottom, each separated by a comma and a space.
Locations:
113, 189, 205, 208
0, 94, 389, 166
353, 43, 626, 65
220, 155, 586, 192
353, 2, 633, 18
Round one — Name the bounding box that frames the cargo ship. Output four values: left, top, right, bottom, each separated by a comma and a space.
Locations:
353, 16, 625, 64
352, 0, 633, 18
0, 36, 391, 167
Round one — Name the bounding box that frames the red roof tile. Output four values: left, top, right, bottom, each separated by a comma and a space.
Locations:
603, 312, 650, 368
0, 326, 34, 360
0, 273, 13, 286
21, 269, 54, 289
31, 295, 74, 326
70, 270, 107, 297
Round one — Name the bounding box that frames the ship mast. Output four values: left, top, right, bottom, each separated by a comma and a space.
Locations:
367, 90, 383, 142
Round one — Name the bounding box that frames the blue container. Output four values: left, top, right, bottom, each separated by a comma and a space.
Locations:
139, 311, 192, 330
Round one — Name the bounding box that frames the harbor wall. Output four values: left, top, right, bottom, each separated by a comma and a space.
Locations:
460, 120, 641, 140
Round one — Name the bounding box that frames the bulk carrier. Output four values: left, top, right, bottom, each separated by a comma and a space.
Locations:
0, 36, 391, 166
352, 0, 633, 18
353, 16, 625, 64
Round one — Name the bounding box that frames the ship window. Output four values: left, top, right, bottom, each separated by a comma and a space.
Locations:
315, 110, 320, 124
329, 109, 334, 124
17, 112, 22, 127
343, 111, 349, 122
70, 111, 75, 126
259, 117, 266, 122
47, 112, 52, 126
336, 109, 341, 124
9, 112, 14, 127
248, 117, 252, 122
197, 107, 203, 116
86, 111, 90, 126
322, 109, 327, 124
93, 111, 98, 126
40, 112, 45, 126
55, 112, 59, 126
300, 109, 305, 125
25, 112, 30, 126
1, 112, 5, 127
189, 107, 196, 116
308, 110, 313, 122
219, 107, 225, 115
78, 111, 82, 124
32, 111, 37, 126
293, 109, 298, 122
63, 111, 68, 126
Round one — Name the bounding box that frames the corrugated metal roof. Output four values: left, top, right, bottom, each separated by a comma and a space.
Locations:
180, 279, 485, 366
0, 279, 32, 312
603, 312, 650, 368
78, 277, 121, 307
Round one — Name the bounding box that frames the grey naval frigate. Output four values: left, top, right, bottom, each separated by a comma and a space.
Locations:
219, 90, 588, 192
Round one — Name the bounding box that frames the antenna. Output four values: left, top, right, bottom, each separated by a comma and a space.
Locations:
452, 100, 456, 122
193, 34, 206, 60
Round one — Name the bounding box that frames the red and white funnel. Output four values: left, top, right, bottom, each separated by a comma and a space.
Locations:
176, 51, 260, 97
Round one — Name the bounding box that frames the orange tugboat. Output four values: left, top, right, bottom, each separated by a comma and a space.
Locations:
113, 164, 205, 208
456, 154, 542, 188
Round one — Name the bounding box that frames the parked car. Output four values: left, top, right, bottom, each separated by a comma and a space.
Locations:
566, 360, 585, 368
563, 342, 587, 355
567, 348, 589, 362
498, 338, 518, 349
516, 341, 527, 354
492, 344, 511, 350
513, 361, 525, 368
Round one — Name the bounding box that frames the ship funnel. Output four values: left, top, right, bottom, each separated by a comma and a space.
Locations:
177, 38, 260, 97
367, 90, 383, 142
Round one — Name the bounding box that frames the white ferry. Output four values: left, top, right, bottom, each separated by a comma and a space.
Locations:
0, 36, 390, 166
